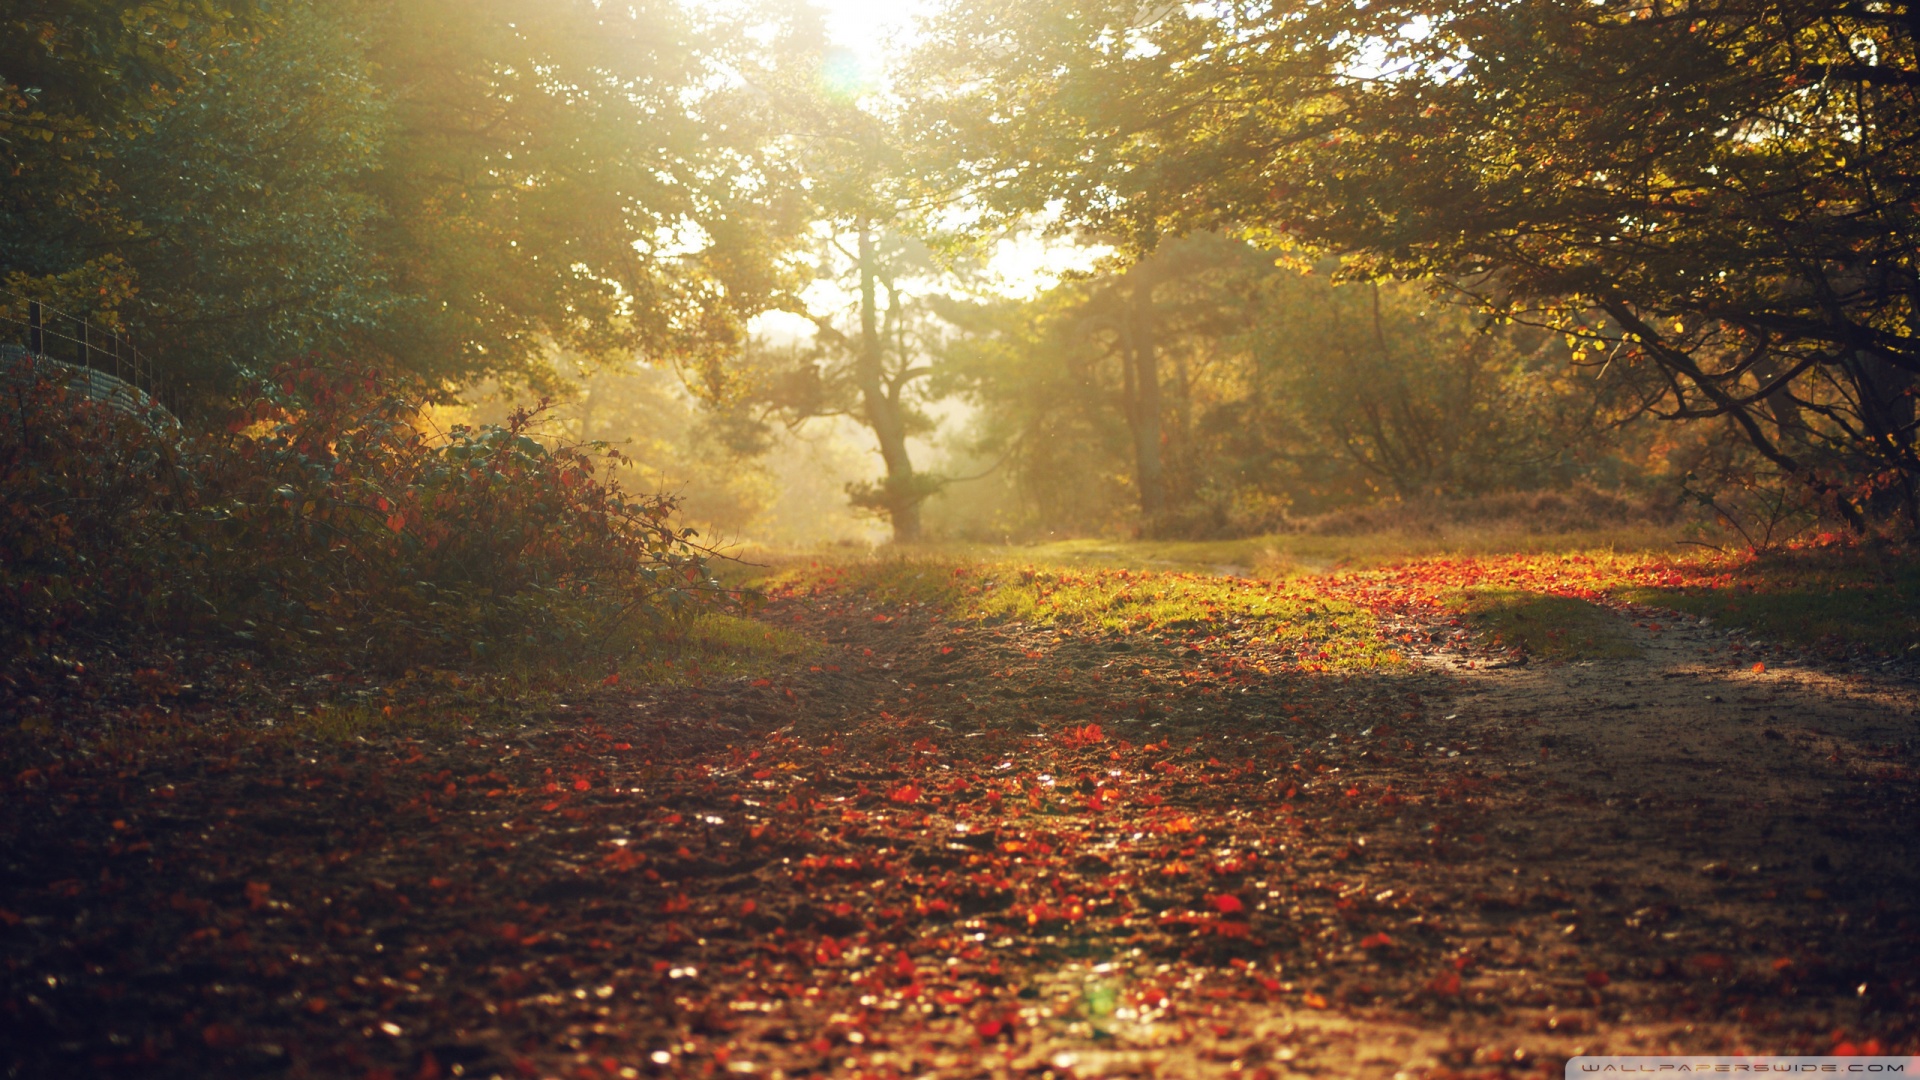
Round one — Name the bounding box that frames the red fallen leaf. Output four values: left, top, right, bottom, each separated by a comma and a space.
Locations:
202, 1022, 241, 1048
303, 997, 330, 1014
1751, 662, 1765, 673
740, 899, 757, 916
751, 678, 772, 687
889, 784, 922, 803
941, 646, 953, 654
1359, 932, 1393, 949
1585, 970, 1611, 987
601, 673, 621, 686
752, 769, 773, 780
1302, 992, 1330, 1009
1059, 723, 1104, 745
601, 848, 645, 871
1690, 952, 1732, 975
976, 1020, 1004, 1038
572, 778, 590, 792
497, 922, 521, 943
1209, 894, 1245, 915
244, 881, 271, 910
1427, 971, 1462, 995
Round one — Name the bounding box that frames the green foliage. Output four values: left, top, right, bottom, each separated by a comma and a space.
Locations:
909, 0, 1920, 531
97, 2, 393, 398
3, 0, 810, 406
0, 361, 725, 670
350, 0, 808, 390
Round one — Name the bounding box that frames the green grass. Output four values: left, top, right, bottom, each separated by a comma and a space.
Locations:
617, 612, 817, 684
764, 523, 1688, 579
774, 557, 1404, 672
747, 531, 1919, 662
1616, 546, 1920, 655
1445, 588, 1642, 660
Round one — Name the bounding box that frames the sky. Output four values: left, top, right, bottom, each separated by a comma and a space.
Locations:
810, 0, 935, 72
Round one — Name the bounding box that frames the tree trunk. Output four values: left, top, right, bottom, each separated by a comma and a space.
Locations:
855, 220, 921, 542
1123, 263, 1166, 530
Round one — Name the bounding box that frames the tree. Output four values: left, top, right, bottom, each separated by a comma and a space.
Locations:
2, 1, 263, 312
938, 236, 1650, 536
5, 0, 810, 407
702, 26, 961, 545
729, 220, 952, 544
909, 0, 1920, 530
97, 2, 393, 398
347, 0, 808, 390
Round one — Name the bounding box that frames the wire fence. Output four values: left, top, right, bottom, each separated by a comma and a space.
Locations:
0, 288, 179, 418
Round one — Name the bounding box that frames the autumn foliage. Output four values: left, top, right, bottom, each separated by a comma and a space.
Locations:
0, 363, 719, 668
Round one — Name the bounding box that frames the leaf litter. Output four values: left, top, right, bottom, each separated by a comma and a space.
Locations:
1, 565, 1916, 1078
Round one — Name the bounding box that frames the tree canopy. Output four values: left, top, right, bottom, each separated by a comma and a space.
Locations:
3, 0, 811, 404
908, 0, 1920, 528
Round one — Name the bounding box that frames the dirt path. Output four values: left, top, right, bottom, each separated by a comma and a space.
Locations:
1, 579, 1914, 1079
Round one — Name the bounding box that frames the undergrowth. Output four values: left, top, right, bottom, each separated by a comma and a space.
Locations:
0, 364, 725, 675
0, 364, 759, 741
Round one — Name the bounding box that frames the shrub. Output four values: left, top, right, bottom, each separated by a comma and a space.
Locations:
0, 361, 721, 671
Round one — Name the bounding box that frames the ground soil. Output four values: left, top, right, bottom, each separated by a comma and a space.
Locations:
1, 577, 1915, 1079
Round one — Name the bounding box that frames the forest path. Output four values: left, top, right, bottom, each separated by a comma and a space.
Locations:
1, 573, 1916, 1078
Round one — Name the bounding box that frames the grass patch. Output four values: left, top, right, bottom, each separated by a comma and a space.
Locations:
617, 613, 818, 685
1617, 546, 1920, 655
775, 558, 1403, 672
273, 614, 817, 742
766, 524, 1691, 580
1446, 588, 1642, 661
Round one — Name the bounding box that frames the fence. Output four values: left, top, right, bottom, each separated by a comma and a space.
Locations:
0, 289, 179, 419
